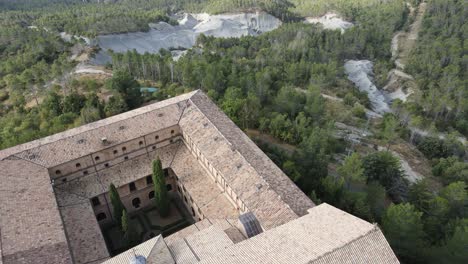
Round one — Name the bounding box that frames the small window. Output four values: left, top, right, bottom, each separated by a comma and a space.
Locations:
62, 178, 67, 183
155, 135, 159, 140
129, 182, 136, 192
124, 156, 129, 160
55, 170, 61, 175
166, 184, 172, 191
122, 146, 127, 152
96, 213, 107, 221
139, 141, 143, 146
91, 197, 100, 206
76, 163, 81, 168
170, 139, 174, 143
148, 191, 155, 199
95, 156, 100, 161
104, 163, 109, 168
113, 150, 118, 155
152, 146, 156, 150
83, 170, 89, 175
171, 130, 175, 134
146, 176, 153, 185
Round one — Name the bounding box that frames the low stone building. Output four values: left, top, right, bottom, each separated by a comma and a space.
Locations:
0, 90, 399, 264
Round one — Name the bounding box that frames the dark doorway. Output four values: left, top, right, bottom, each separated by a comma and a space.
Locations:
132, 197, 141, 208
96, 212, 107, 221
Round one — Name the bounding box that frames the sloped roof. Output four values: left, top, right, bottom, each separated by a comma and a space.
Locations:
0, 90, 328, 264
0, 157, 72, 264
194, 204, 399, 264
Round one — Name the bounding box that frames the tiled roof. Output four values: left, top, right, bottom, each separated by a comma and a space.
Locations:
0, 90, 396, 264
195, 204, 399, 264
0, 91, 196, 164
0, 157, 72, 264
102, 236, 173, 264
179, 91, 314, 229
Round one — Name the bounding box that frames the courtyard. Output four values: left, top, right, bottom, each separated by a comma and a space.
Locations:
101, 194, 194, 256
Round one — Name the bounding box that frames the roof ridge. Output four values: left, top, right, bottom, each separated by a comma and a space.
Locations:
308, 225, 382, 264
0, 91, 198, 160
187, 92, 296, 214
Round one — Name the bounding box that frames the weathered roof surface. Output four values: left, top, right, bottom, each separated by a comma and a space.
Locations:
170, 144, 239, 219
0, 90, 364, 264
102, 235, 174, 264
179, 91, 313, 229
0, 91, 196, 164
0, 157, 72, 264
196, 203, 399, 264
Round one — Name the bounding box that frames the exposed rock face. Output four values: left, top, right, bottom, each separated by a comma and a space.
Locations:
344, 60, 391, 114
304, 13, 353, 33
91, 12, 281, 64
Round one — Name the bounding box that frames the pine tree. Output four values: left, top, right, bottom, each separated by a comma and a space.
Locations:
152, 158, 170, 217
382, 203, 427, 263
109, 183, 125, 227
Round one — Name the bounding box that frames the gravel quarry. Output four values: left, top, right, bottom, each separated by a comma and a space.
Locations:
90, 12, 281, 64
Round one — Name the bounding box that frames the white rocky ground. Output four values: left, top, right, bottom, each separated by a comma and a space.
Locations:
91, 12, 281, 64
304, 13, 353, 33
74, 63, 112, 76
59, 32, 92, 45
344, 60, 391, 114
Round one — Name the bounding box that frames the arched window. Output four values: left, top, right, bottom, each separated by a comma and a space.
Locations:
155, 135, 159, 140
55, 170, 61, 175
148, 191, 155, 199
139, 141, 143, 146
113, 150, 118, 155
94, 156, 100, 161
171, 130, 175, 134
96, 213, 107, 221
122, 146, 127, 152
132, 197, 141, 208
76, 163, 81, 168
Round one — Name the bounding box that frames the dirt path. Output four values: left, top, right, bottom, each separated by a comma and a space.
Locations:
394, 1, 427, 70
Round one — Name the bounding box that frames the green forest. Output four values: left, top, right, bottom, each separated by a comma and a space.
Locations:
0, 0, 466, 263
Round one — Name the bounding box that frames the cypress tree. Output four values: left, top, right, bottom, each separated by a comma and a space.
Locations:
122, 209, 139, 247
121, 209, 129, 233
109, 183, 125, 227
152, 158, 170, 217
